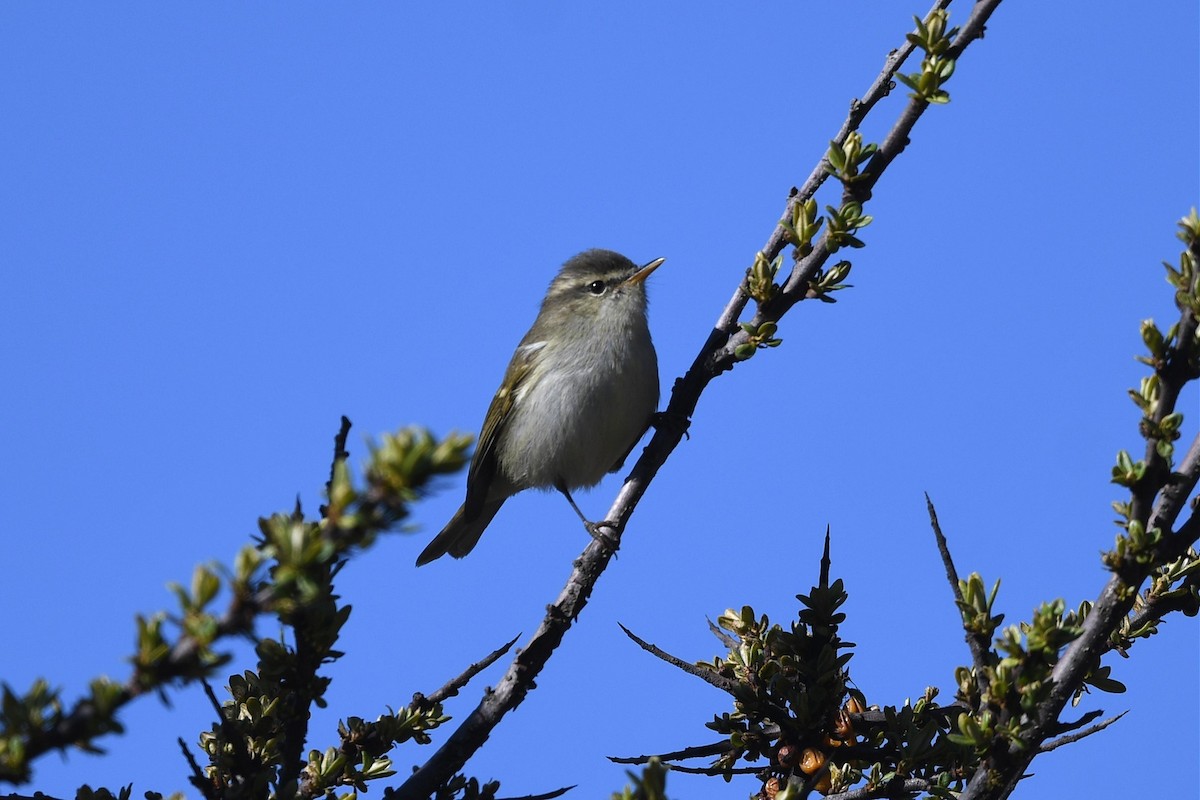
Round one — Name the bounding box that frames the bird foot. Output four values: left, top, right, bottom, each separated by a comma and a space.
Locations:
651, 410, 691, 440
585, 520, 621, 555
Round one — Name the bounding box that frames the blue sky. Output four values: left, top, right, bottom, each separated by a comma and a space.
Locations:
2, 3, 1197, 799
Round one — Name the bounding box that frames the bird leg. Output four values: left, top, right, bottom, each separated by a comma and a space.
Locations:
555, 482, 620, 553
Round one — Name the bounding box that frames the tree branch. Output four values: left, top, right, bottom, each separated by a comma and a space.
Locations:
1151, 431, 1200, 549
179, 735, 216, 800
826, 779, 934, 800
1038, 712, 1127, 753
18, 584, 267, 771
926, 494, 992, 673
608, 740, 732, 766
494, 787, 574, 800
616, 624, 745, 696
422, 635, 520, 707
392, 3, 1010, 796
960, 223, 1200, 799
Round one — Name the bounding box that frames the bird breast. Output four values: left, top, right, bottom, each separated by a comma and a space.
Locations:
496, 323, 658, 491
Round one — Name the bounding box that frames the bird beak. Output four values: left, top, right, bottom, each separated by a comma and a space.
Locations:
624, 257, 666, 286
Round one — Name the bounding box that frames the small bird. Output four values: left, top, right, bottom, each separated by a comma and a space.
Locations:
416, 249, 662, 565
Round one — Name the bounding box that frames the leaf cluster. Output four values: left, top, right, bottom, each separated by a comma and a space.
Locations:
618, 541, 988, 799
1, 425, 485, 799
897, 10, 959, 104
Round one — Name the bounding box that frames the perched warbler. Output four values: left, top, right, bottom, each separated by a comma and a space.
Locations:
416, 249, 662, 565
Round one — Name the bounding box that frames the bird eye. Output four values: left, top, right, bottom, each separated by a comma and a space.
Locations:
587, 280, 606, 295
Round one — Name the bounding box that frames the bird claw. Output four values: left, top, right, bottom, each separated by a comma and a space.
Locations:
651, 410, 691, 440
586, 520, 621, 555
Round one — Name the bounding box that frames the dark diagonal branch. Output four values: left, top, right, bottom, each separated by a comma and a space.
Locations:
762, 0, 953, 262
392, 4, 1006, 797
746, 0, 1003, 364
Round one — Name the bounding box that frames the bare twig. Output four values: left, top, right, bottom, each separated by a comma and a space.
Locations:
926, 494, 963, 605
826, 779, 934, 800
320, 415, 353, 517
179, 735, 217, 800
819, 526, 832, 588
1039, 712, 1127, 753
654, 763, 761, 776
422, 635, 520, 706
609, 740, 732, 765
494, 786, 575, 800
202, 679, 258, 788
1048, 709, 1103, 736
926, 494, 992, 673
616, 624, 744, 695
707, 617, 739, 649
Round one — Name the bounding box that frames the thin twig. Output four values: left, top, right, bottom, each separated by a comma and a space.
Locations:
321, 415, 353, 517
283, 416, 362, 789
178, 735, 217, 800
616, 623, 745, 695
926, 494, 963, 605
819, 526, 832, 588
1047, 709, 1103, 736
202, 678, 258, 786
1039, 711, 1127, 753
423, 634, 520, 706
609, 740, 732, 765
494, 786, 575, 800
927, 493, 991, 673
707, 617, 739, 649
826, 779, 934, 800
656, 763, 762, 776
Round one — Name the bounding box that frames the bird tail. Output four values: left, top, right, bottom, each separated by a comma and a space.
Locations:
415, 499, 504, 566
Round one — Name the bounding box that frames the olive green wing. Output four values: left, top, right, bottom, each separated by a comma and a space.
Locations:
463, 341, 541, 516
